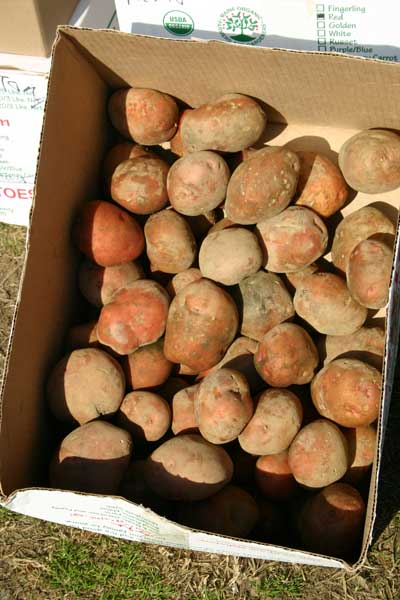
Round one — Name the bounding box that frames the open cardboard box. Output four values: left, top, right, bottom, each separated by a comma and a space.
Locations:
0, 26, 400, 570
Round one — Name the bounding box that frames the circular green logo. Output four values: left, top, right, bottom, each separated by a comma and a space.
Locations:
163, 11, 194, 37
218, 7, 266, 45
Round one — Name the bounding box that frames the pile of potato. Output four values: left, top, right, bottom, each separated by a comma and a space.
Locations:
46, 88, 399, 560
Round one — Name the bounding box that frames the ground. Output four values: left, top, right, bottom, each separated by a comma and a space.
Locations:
0, 222, 399, 600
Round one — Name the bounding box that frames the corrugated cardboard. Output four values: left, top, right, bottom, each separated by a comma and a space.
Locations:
0, 27, 399, 569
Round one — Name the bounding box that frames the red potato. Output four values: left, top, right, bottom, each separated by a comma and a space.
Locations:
122, 339, 173, 390
145, 434, 233, 501
119, 460, 170, 515
78, 259, 144, 307
225, 147, 300, 224
97, 279, 170, 355
311, 358, 381, 428
164, 278, 239, 371
166, 268, 203, 298
73, 200, 145, 267
103, 142, 156, 192
295, 151, 348, 217
208, 217, 235, 234
256, 206, 328, 273
108, 87, 179, 145
346, 239, 393, 309
199, 228, 263, 285
49, 421, 133, 495
144, 209, 197, 274
239, 388, 303, 456
170, 108, 192, 156
47, 348, 125, 426
238, 271, 294, 341
293, 272, 367, 335
343, 426, 377, 484
255, 451, 299, 501
254, 323, 319, 387
288, 419, 349, 488
111, 156, 169, 215
167, 151, 230, 216
331, 206, 395, 272
65, 321, 100, 352
298, 483, 366, 557
159, 377, 188, 402
195, 368, 253, 444
171, 384, 199, 435
284, 263, 318, 290
338, 129, 400, 193
117, 390, 171, 442
324, 326, 385, 369
180, 93, 267, 153
227, 146, 258, 171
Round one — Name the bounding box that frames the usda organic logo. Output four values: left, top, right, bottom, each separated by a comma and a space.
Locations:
218, 7, 266, 45
163, 11, 194, 37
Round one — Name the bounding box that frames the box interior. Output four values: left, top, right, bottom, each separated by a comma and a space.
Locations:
1, 27, 400, 567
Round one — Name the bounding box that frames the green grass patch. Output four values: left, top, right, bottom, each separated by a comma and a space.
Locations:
254, 572, 304, 598
0, 505, 23, 525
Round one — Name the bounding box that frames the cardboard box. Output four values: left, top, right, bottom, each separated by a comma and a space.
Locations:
1, 26, 400, 570
0, 0, 79, 57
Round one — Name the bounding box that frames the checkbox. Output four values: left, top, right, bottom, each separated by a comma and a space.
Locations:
318, 43, 327, 51
318, 30, 326, 38
317, 21, 325, 28
316, 3, 325, 10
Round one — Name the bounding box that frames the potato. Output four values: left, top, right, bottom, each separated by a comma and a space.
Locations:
171, 384, 199, 435
110, 156, 169, 215
97, 280, 170, 355
47, 348, 125, 425
145, 434, 233, 501
65, 321, 100, 352
119, 460, 170, 515
78, 259, 144, 307
298, 483, 366, 557
284, 263, 318, 290
117, 390, 171, 442
170, 109, 192, 156
195, 368, 253, 444
324, 326, 385, 369
159, 377, 188, 402
331, 206, 395, 271
230, 443, 257, 486
346, 239, 393, 309
239, 389, 303, 455
293, 272, 367, 335
255, 451, 298, 501
167, 151, 230, 216
166, 268, 202, 297
208, 216, 235, 234
108, 87, 179, 145
338, 129, 400, 193
186, 210, 220, 240
254, 323, 318, 387
180, 93, 266, 153
103, 142, 156, 192
176, 485, 259, 538
144, 209, 197, 274
343, 425, 376, 484
122, 339, 173, 390
225, 147, 300, 224
288, 419, 349, 488
73, 200, 145, 267
295, 151, 348, 217
311, 358, 381, 427
257, 206, 328, 273
238, 271, 294, 341
227, 147, 258, 171
49, 421, 132, 494
164, 278, 238, 371
199, 228, 263, 285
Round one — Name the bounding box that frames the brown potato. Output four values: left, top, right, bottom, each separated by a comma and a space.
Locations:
122, 339, 173, 390
199, 228, 263, 285
288, 419, 349, 488
295, 151, 348, 217
170, 108, 192, 156
65, 321, 100, 352
338, 129, 400, 193
164, 278, 238, 371
331, 206, 395, 272
103, 142, 156, 192
73, 200, 145, 267
284, 263, 318, 290
225, 147, 300, 224
49, 421, 133, 494
167, 151, 230, 216
47, 348, 125, 425
324, 326, 385, 369
171, 384, 199, 435
257, 206, 328, 273
343, 426, 377, 484
239, 388, 303, 456
97, 280, 170, 355
254, 323, 318, 387
117, 391, 171, 442
298, 483, 366, 557
238, 271, 294, 341
108, 87, 179, 145
166, 268, 203, 298
144, 209, 197, 274
255, 451, 298, 501
119, 460, 170, 515
145, 434, 233, 501
311, 358, 381, 427
346, 239, 393, 309
78, 259, 144, 307
293, 272, 367, 335
180, 93, 266, 153
195, 368, 253, 444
